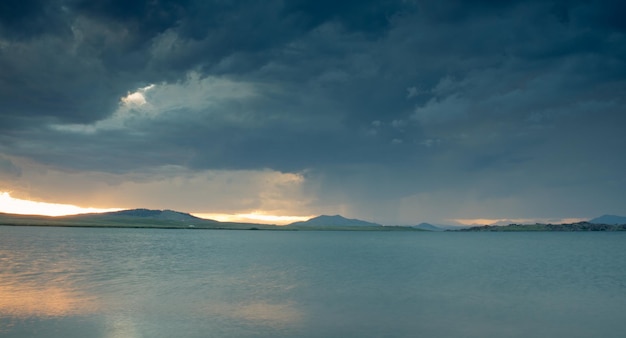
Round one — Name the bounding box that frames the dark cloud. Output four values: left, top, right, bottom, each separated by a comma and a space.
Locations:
1, 0, 625, 222
283, 0, 411, 33
0, 0, 66, 39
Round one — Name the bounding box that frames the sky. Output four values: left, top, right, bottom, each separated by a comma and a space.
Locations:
1, 0, 625, 225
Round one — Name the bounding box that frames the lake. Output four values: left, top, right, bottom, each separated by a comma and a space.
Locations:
1, 226, 625, 337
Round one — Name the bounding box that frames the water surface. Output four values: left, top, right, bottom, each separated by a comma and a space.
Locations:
1, 226, 625, 337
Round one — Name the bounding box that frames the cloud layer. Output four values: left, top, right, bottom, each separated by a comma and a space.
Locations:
1, 0, 625, 224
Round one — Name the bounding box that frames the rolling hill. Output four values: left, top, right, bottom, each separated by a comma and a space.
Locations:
0, 209, 274, 230
285, 215, 422, 231
288, 215, 383, 227
589, 215, 626, 225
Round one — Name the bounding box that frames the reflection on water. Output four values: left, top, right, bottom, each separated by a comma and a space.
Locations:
1, 226, 626, 338
103, 314, 140, 338
0, 226, 305, 338
0, 230, 101, 329
0, 283, 99, 318
202, 301, 302, 326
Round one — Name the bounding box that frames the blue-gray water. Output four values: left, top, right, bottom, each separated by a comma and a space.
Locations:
1, 226, 625, 337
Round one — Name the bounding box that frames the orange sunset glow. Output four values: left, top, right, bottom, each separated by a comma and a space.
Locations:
0, 192, 310, 225
192, 212, 312, 225
0, 192, 121, 216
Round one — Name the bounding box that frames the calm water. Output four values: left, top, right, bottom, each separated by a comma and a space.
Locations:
1, 226, 625, 338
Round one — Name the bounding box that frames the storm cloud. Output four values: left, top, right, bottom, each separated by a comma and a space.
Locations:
1, 0, 625, 224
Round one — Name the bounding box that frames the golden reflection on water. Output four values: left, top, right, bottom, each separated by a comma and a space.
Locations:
0, 282, 100, 318
0, 244, 101, 320
0, 228, 307, 336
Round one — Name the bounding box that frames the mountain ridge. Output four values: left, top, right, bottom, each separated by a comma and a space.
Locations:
102, 208, 202, 221
288, 214, 383, 227
0, 208, 269, 230
1, 209, 625, 231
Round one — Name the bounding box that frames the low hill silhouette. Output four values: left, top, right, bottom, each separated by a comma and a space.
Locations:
288, 215, 382, 227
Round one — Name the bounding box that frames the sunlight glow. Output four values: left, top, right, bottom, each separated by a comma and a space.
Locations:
0, 192, 121, 217
192, 212, 312, 225
121, 84, 154, 106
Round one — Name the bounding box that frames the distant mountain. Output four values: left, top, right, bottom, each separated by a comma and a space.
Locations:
412, 223, 442, 231
60, 208, 217, 226
589, 215, 626, 225
288, 215, 382, 227
105, 209, 201, 222
0, 210, 418, 231
0, 209, 283, 230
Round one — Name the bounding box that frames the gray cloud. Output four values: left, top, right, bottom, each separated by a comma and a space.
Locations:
0, 155, 21, 179
1, 0, 625, 223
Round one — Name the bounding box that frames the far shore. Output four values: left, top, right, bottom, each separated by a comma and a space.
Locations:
0, 222, 420, 232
